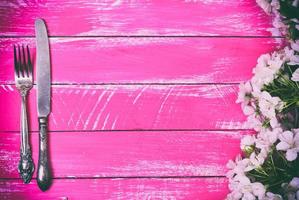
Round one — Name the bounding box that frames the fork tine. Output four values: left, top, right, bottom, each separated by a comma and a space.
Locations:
17, 45, 24, 77
26, 46, 32, 78
13, 45, 20, 78
22, 45, 29, 77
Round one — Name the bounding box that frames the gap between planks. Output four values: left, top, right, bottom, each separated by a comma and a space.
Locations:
0, 176, 226, 181
1, 129, 252, 133
0, 35, 284, 38
2, 83, 241, 86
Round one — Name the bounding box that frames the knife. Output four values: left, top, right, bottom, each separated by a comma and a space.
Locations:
35, 18, 51, 191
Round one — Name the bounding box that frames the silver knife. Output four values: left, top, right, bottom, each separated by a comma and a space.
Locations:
35, 18, 51, 191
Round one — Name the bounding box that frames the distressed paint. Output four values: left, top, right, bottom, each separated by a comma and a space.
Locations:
0, 0, 274, 198
0, 178, 228, 199
0, 0, 272, 36
0, 37, 278, 84
0, 84, 247, 131
0, 131, 254, 178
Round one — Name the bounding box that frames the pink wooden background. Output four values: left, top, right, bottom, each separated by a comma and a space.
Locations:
0, 0, 277, 199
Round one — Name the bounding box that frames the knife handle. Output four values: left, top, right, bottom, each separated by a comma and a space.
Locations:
37, 117, 51, 191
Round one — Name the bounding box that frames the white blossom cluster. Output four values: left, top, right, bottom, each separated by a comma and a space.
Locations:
227, 0, 299, 199
228, 46, 299, 199
227, 129, 299, 199
236, 45, 299, 132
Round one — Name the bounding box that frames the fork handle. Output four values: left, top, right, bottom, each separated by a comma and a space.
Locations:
18, 94, 34, 184
37, 117, 51, 191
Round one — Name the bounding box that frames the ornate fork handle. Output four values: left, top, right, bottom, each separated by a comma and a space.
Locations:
18, 89, 34, 183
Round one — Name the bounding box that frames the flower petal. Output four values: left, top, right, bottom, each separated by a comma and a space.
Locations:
291, 41, 299, 52
289, 177, 299, 189
276, 141, 291, 151
286, 149, 298, 161
279, 131, 294, 144
292, 68, 299, 82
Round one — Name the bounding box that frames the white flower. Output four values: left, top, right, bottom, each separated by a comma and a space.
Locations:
242, 105, 255, 116
285, 47, 299, 65
248, 91, 283, 130
241, 135, 256, 150
228, 175, 266, 200
246, 114, 263, 131
270, 0, 280, 10
247, 150, 268, 170
236, 82, 252, 104
252, 182, 266, 199
226, 155, 251, 178
268, 52, 285, 72
264, 192, 283, 200
291, 40, 299, 52
251, 51, 285, 92
289, 177, 299, 190
256, 0, 272, 13
252, 54, 279, 89
269, 117, 280, 129
293, 0, 299, 7
258, 91, 282, 119
276, 130, 299, 161
256, 128, 282, 150
287, 193, 296, 200
292, 68, 299, 81
281, 177, 299, 200
226, 154, 267, 199
227, 191, 242, 200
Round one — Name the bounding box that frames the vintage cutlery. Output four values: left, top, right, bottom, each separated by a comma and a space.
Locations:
35, 18, 52, 191
14, 45, 35, 184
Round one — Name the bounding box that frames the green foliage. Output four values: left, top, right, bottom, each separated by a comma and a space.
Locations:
279, 0, 299, 19
263, 63, 299, 128
247, 147, 299, 197
242, 1, 299, 198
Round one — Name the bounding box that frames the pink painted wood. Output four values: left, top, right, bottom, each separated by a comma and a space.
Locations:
0, 84, 247, 131
0, 0, 274, 198
0, 178, 228, 200
0, 37, 277, 84
0, 131, 253, 178
0, 0, 272, 36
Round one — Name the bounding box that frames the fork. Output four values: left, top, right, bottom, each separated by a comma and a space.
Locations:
14, 45, 34, 183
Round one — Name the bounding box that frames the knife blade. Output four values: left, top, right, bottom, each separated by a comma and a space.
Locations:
35, 18, 51, 191
36, 19, 50, 118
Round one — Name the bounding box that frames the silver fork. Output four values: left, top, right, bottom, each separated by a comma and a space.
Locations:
14, 45, 34, 183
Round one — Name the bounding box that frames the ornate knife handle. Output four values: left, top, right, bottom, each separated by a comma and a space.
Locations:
37, 117, 51, 191
18, 94, 34, 184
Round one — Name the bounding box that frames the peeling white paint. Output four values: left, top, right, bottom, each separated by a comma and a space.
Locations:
101, 113, 110, 130
132, 85, 148, 105
84, 91, 107, 130
92, 90, 115, 130
111, 115, 119, 130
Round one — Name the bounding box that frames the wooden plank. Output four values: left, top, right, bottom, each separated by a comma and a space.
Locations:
0, 178, 228, 200
0, 37, 277, 84
0, 131, 252, 178
0, 0, 271, 36
0, 84, 247, 131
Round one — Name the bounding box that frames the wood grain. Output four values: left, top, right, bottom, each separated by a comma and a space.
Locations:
0, 1, 269, 198
0, 131, 253, 178
0, 0, 272, 36
0, 37, 277, 84
0, 178, 228, 200
0, 84, 247, 131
